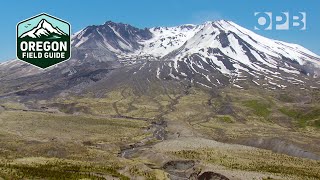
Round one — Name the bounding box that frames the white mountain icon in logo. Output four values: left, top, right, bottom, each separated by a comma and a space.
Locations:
20, 19, 67, 39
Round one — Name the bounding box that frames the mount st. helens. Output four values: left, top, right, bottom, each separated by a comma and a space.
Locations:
1, 20, 320, 179
1, 20, 320, 99
71, 20, 320, 90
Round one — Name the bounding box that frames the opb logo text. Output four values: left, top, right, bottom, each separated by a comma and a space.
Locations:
254, 12, 306, 30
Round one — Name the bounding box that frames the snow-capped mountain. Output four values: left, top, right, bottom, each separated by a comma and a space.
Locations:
72, 21, 152, 52
20, 19, 67, 38
1, 19, 319, 100
71, 20, 320, 90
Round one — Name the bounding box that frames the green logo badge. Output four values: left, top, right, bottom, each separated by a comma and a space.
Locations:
17, 13, 71, 69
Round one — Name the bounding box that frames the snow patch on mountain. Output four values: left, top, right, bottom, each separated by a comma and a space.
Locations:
68, 20, 320, 89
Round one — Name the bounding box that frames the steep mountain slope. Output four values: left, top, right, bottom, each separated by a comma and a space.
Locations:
0, 20, 319, 101
70, 20, 320, 90
71, 21, 152, 62
156, 20, 320, 89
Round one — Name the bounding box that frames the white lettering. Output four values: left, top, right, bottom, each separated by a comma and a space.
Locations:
36, 41, 43, 51
51, 42, 59, 51
60, 41, 67, 51
20, 42, 28, 51
19, 41, 68, 52
43, 41, 50, 51
29, 41, 36, 51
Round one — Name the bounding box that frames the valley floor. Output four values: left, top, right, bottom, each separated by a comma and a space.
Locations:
0, 86, 319, 179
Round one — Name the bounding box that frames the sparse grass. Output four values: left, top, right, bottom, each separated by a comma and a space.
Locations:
0, 110, 151, 162
129, 165, 158, 180
279, 108, 300, 118
54, 88, 170, 120
0, 159, 130, 180
1, 102, 26, 110
216, 115, 234, 123
0, 111, 149, 143
165, 89, 213, 122
314, 120, 320, 128
171, 148, 320, 180
0, 86, 319, 179
243, 100, 271, 118
279, 107, 320, 128
0, 110, 152, 179
277, 93, 295, 103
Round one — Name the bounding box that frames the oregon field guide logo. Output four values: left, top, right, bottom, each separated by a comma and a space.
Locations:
17, 13, 71, 69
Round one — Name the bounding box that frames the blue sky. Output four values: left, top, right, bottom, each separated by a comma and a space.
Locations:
1, 0, 319, 61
